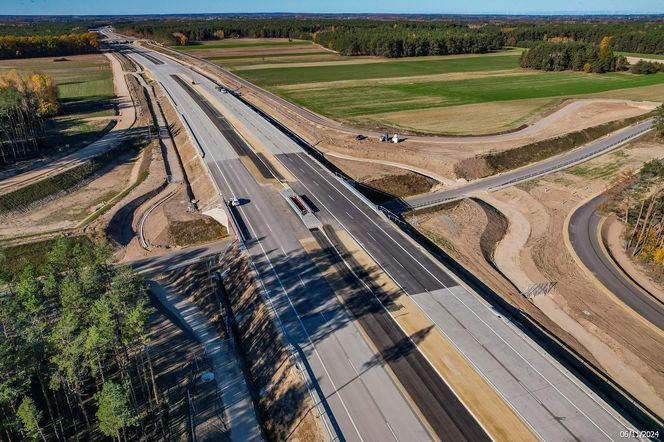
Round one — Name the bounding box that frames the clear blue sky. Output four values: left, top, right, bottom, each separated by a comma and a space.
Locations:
1, 0, 662, 15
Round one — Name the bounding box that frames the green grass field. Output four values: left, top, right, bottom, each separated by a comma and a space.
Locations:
237, 54, 521, 86
0, 54, 115, 115
278, 71, 664, 118
176, 39, 664, 135
0, 53, 117, 168
209, 51, 336, 61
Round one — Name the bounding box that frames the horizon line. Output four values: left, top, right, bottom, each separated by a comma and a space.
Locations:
1, 12, 664, 17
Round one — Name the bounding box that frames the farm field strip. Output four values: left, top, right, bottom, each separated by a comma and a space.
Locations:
0, 54, 114, 103
276, 71, 664, 119
207, 51, 337, 61
234, 54, 522, 84
616, 51, 664, 60
178, 39, 664, 134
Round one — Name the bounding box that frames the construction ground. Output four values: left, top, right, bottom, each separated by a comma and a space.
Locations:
405, 132, 664, 417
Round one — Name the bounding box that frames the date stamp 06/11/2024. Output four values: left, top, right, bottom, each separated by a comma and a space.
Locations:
619, 430, 659, 439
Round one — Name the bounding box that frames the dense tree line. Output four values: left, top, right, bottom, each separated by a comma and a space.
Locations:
656, 104, 664, 138
0, 21, 103, 37
313, 28, 503, 57
504, 22, 664, 54
0, 71, 60, 165
117, 18, 331, 43
602, 154, 664, 268
519, 38, 628, 73
117, 18, 664, 57
0, 32, 99, 60
0, 238, 163, 441
118, 18, 503, 57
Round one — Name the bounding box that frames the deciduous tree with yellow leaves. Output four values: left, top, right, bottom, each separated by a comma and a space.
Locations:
0, 70, 60, 164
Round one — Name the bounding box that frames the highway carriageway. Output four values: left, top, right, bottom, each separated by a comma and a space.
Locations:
125, 47, 440, 441
166, 66, 487, 440
203, 70, 651, 439
125, 43, 649, 440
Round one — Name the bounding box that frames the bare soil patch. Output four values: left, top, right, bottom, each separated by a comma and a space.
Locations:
405, 199, 591, 360
0, 147, 140, 238
328, 155, 437, 198
305, 99, 657, 181
482, 139, 664, 416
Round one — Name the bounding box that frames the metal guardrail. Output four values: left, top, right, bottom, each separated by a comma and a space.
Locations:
405, 121, 654, 211
223, 202, 245, 245
180, 113, 205, 158
488, 122, 653, 192
333, 173, 380, 211
139, 189, 178, 250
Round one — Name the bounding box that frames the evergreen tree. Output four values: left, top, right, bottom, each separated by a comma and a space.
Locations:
17, 397, 46, 442
96, 382, 137, 442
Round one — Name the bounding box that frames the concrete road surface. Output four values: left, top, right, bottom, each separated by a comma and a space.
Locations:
121, 44, 436, 441
119, 39, 650, 441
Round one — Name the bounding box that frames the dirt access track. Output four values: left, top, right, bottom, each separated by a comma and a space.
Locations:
0, 51, 137, 194
146, 42, 659, 181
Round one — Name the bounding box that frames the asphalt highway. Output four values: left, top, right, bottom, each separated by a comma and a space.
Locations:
389, 119, 654, 212
569, 195, 664, 330
118, 39, 645, 441
158, 54, 488, 441
120, 44, 435, 441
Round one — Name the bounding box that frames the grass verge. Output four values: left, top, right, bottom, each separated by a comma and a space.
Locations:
168, 218, 228, 247
0, 138, 143, 214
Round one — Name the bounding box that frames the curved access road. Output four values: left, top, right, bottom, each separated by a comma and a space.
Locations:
568, 194, 664, 331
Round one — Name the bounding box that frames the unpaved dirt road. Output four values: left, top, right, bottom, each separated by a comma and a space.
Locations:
0, 52, 137, 193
